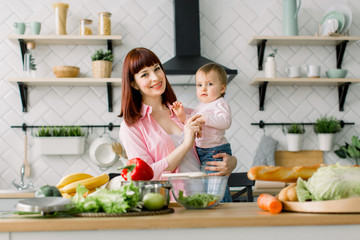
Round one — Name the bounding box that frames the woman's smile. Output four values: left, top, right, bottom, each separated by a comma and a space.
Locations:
150, 81, 162, 89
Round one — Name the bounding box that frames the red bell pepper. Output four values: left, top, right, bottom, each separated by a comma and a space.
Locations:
119, 158, 154, 181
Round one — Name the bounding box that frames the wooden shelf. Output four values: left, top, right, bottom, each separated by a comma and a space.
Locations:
7, 77, 122, 87
249, 35, 359, 46
250, 78, 357, 111
7, 35, 122, 45
250, 77, 360, 86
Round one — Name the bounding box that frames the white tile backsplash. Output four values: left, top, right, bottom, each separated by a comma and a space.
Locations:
1, 0, 360, 188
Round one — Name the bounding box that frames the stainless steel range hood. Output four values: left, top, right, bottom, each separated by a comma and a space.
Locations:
163, 0, 237, 84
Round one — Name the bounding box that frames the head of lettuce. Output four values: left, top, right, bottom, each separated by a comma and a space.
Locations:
297, 163, 360, 202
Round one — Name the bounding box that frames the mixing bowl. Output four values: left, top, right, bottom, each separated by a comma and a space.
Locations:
169, 176, 228, 209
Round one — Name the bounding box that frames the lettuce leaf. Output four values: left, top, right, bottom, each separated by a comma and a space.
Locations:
296, 163, 360, 202
71, 181, 142, 213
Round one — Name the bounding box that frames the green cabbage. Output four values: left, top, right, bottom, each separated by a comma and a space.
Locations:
297, 163, 360, 202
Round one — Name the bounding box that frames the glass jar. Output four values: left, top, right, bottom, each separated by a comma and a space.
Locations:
79, 19, 93, 35
98, 12, 111, 35
52, 2, 69, 35
24, 42, 36, 78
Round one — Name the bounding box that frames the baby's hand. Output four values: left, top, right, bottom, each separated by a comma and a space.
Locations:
196, 115, 205, 125
171, 101, 184, 113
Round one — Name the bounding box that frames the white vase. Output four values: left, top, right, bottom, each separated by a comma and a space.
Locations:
265, 56, 276, 78
286, 133, 303, 152
35, 136, 86, 155
318, 133, 334, 151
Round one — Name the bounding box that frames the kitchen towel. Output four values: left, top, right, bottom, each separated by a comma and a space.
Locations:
252, 135, 278, 167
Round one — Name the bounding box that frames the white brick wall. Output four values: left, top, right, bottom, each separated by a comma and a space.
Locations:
0, 0, 359, 188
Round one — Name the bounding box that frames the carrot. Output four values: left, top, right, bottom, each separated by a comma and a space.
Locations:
257, 193, 283, 214
207, 200, 217, 207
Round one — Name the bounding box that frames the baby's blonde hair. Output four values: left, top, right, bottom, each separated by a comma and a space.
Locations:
196, 63, 228, 97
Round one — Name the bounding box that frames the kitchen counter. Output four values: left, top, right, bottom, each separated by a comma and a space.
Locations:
2, 202, 360, 232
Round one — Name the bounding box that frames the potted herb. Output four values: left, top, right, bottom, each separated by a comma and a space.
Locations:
265, 49, 277, 78
91, 49, 113, 78
334, 136, 360, 165
35, 126, 86, 155
314, 116, 341, 151
286, 123, 304, 152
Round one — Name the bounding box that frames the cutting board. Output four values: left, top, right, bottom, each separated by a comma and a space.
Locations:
283, 197, 360, 213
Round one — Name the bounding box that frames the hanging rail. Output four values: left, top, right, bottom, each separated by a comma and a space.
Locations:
11, 122, 120, 132
251, 120, 355, 129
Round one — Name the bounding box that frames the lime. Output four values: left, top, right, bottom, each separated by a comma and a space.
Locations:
143, 193, 165, 210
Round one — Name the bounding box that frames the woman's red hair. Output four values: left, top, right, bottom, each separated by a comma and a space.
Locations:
119, 47, 177, 125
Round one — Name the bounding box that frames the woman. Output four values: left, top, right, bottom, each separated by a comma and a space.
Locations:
119, 47, 236, 180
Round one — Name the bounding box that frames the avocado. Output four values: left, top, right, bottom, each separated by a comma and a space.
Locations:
35, 185, 62, 197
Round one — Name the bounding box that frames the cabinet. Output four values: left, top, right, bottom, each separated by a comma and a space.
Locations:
249, 35, 360, 111
7, 35, 123, 112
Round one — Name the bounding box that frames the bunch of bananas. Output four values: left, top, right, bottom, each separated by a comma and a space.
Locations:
56, 173, 109, 198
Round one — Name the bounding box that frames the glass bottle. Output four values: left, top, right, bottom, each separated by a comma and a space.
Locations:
98, 12, 111, 35
23, 42, 36, 78
80, 19, 93, 35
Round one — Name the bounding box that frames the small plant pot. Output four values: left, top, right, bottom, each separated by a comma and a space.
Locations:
318, 133, 334, 151
35, 136, 86, 155
286, 133, 303, 152
92, 60, 112, 78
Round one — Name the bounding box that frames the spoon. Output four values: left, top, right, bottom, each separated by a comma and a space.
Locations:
23, 131, 31, 177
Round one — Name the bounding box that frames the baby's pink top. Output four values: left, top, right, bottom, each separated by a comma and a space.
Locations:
191, 97, 232, 148
119, 103, 200, 180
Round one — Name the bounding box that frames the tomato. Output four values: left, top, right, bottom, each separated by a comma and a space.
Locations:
143, 193, 165, 210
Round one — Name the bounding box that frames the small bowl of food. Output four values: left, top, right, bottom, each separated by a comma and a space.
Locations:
53, 66, 80, 78
169, 176, 228, 209
326, 69, 348, 78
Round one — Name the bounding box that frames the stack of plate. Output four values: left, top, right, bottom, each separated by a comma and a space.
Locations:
321, 4, 352, 36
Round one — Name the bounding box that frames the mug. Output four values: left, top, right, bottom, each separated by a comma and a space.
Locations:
30, 22, 41, 35
285, 66, 301, 78
14, 22, 26, 34
305, 65, 321, 78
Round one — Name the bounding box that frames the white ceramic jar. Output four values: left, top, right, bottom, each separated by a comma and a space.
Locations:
265, 56, 276, 78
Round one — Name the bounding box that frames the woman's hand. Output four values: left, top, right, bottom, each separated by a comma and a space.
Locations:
182, 114, 203, 149
204, 153, 237, 176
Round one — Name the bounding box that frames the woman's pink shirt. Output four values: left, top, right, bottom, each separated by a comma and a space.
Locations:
119, 103, 200, 180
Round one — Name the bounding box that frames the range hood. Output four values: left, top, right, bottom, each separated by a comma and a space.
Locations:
163, 0, 238, 83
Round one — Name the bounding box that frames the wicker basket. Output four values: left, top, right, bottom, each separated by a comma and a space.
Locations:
53, 66, 80, 78
92, 60, 112, 78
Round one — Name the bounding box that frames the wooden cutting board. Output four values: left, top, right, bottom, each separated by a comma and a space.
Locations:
283, 197, 360, 213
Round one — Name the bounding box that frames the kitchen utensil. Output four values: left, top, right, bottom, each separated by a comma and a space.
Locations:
16, 197, 72, 214
111, 142, 123, 158
23, 131, 30, 177
326, 69, 348, 78
282, 0, 302, 36
121, 180, 172, 207
304, 65, 321, 78
89, 134, 119, 169
169, 176, 228, 209
53, 2, 69, 35
30, 22, 41, 35
324, 4, 352, 34
321, 11, 345, 34
282, 197, 360, 213
13, 22, 26, 34
53, 66, 80, 78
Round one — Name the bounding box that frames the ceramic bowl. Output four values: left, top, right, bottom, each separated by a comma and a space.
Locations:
326, 69, 348, 78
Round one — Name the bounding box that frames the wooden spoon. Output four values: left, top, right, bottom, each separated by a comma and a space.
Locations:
23, 131, 31, 177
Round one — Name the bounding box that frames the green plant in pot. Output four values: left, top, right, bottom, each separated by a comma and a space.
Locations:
314, 116, 341, 151
35, 126, 86, 155
334, 136, 360, 165
286, 123, 304, 152
91, 49, 113, 78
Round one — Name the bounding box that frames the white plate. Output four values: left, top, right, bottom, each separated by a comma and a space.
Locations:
321, 18, 339, 36
324, 4, 352, 34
